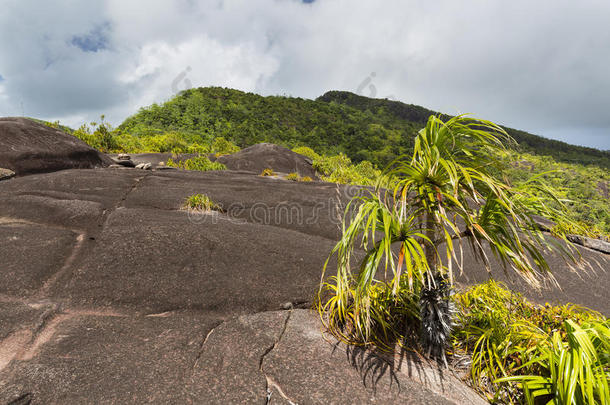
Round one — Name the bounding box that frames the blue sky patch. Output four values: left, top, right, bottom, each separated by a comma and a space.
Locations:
71, 22, 110, 53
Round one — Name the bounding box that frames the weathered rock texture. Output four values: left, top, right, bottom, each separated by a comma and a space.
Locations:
568, 234, 610, 255
0, 117, 113, 176
217, 143, 318, 177
0, 161, 608, 403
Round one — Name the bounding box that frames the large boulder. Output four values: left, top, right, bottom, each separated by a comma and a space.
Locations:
0, 117, 113, 176
216, 143, 317, 177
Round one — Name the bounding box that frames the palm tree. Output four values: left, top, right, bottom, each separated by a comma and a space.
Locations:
317, 114, 584, 363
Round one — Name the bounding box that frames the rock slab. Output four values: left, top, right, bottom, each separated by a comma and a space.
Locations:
0, 117, 113, 176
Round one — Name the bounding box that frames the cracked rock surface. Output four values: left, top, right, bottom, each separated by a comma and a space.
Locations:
0, 149, 608, 403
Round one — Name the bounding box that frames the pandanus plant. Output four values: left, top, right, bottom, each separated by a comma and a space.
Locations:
317, 114, 584, 363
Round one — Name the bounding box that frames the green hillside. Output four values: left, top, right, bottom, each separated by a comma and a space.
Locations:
318, 91, 610, 168
118, 87, 421, 166
118, 86, 610, 169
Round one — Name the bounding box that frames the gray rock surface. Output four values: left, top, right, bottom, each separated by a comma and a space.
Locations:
449, 240, 609, 314
568, 234, 610, 255
0, 118, 113, 176
0, 221, 77, 295
262, 309, 484, 404
0, 164, 608, 404
0, 306, 220, 404
217, 143, 318, 178
191, 309, 484, 404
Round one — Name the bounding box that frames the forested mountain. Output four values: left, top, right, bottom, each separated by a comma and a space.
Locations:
319, 91, 610, 167
118, 86, 610, 169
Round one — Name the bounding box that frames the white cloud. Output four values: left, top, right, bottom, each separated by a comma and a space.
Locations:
117, 36, 279, 118
0, 0, 609, 149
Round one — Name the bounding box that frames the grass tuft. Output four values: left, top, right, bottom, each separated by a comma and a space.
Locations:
183, 194, 222, 212
285, 172, 313, 182
260, 168, 276, 177
286, 172, 299, 181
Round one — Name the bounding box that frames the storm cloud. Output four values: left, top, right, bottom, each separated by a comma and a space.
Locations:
0, 0, 608, 150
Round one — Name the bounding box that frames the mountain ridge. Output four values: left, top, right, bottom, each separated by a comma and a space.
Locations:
318, 90, 610, 164
117, 86, 610, 169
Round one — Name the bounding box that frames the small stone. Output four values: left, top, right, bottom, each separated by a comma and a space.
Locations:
135, 162, 152, 170
0, 167, 16, 181
117, 153, 131, 161
280, 302, 293, 310
113, 159, 135, 168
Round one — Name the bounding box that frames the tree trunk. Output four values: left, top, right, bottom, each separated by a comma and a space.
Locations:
420, 212, 454, 366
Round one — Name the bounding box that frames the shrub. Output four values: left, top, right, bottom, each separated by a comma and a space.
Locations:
71, 117, 119, 153
499, 319, 610, 405
286, 172, 299, 181
166, 156, 226, 171
313, 153, 352, 175
311, 151, 381, 186
187, 143, 210, 154
299, 176, 313, 182
551, 221, 610, 242
453, 280, 607, 404
211, 137, 240, 156
292, 146, 321, 161
260, 168, 276, 177
141, 131, 188, 153
183, 194, 222, 212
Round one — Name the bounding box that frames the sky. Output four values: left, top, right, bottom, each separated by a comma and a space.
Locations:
0, 0, 609, 151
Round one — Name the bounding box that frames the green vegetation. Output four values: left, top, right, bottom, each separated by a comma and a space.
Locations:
118, 87, 417, 166
502, 321, 609, 405
260, 168, 276, 177
183, 194, 222, 212
298, 146, 610, 235
317, 115, 592, 401
315, 114, 607, 404
454, 281, 609, 404
166, 156, 226, 171
286, 172, 299, 181
118, 87, 610, 169
504, 152, 610, 235
285, 172, 314, 182
291, 146, 380, 186
319, 90, 610, 168
210, 136, 240, 156
67, 115, 118, 153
